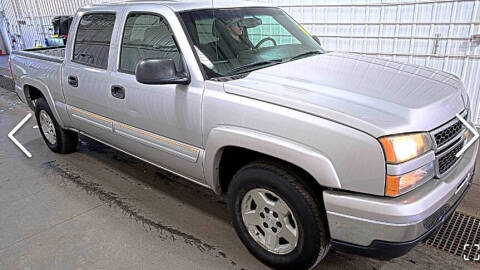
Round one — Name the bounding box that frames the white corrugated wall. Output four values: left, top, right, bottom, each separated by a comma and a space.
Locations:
0, 0, 105, 48
1, 0, 479, 124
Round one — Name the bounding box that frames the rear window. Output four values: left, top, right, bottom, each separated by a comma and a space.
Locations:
73, 13, 115, 69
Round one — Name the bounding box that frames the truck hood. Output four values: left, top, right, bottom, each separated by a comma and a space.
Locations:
223, 52, 466, 137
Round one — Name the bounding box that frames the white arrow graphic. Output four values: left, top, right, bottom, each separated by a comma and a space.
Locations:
456, 113, 479, 158
8, 113, 33, 158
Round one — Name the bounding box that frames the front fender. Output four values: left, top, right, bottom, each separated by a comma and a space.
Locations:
204, 126, 341, 193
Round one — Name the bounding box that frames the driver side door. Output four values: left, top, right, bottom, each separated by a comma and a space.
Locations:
108, 8, 205, 183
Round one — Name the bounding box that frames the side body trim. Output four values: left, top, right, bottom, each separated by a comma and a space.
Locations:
79, 131, 209, 189
115, 122, 200, 163
70, 106, 200, 163
71, 106, 113, 131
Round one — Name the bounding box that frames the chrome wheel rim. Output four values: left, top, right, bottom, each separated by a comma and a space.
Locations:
241, 188, 299, 255
39, 110, 56, 145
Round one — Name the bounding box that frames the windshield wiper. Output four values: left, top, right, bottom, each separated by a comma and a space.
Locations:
289, 51, 323, 61
227, 59, 284, 75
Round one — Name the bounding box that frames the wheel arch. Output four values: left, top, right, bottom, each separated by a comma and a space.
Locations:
21, 76, 65, 128
204, 126, 341, 195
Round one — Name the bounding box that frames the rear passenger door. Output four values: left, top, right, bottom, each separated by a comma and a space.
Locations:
63, 11, 118, 140
107, 7, 205, 182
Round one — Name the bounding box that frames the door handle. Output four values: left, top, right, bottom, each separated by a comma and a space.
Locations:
68, 76, 78, 87
111, 85, 125, 99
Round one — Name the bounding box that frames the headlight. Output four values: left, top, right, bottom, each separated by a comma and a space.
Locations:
385, 162, 435, 197
379, 133, 432, 164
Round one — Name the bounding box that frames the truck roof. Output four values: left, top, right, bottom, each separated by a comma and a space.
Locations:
96, 0, 271, 12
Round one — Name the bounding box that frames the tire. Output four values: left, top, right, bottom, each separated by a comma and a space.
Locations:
35, 97, 78, 154
227, 160, 330, 270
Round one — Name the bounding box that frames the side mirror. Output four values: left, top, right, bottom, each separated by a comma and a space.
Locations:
136, 58, 190, 85
312, 35, 322, 47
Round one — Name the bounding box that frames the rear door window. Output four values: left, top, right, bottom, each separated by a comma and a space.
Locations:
73, 13, 116, 69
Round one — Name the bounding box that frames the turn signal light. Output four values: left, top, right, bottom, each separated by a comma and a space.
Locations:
385, 162, 435, 197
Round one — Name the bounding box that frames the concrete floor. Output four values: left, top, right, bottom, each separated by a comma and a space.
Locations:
1, 86, 479, 270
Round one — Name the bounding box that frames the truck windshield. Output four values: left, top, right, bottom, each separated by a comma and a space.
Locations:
180, 7, 324, 78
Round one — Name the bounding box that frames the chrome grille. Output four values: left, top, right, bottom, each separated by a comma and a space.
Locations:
434, 121, 464, 148
430, 111, 467, 178
438, 143, 463, 175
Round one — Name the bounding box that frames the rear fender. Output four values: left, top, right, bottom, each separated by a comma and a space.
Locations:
20, 75, 66, 128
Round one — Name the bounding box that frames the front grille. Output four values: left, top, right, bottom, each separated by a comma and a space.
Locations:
430, 111, 467, 177
438, 143, 463, 175
434, 121, 464, 148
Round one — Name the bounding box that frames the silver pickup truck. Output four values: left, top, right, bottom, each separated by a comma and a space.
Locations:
9, 1, 478, 269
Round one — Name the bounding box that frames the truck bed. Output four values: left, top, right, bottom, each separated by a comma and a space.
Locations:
12, 46, 65, 63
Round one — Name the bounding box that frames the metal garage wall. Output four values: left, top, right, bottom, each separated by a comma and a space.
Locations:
0, 16, 7, 54
0, 0, 479, 124
0, 0, 106, 49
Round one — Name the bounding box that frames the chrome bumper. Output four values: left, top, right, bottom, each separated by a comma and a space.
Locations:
324, 139, 478, 247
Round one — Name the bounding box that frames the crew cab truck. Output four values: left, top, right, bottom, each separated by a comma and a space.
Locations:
10, 1, 478, 269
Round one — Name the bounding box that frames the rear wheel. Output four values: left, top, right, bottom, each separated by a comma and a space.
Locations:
35, 98, 78, 154
227, 160, 330, 270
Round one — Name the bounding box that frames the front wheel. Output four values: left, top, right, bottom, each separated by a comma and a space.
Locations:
227, 160, 330, 270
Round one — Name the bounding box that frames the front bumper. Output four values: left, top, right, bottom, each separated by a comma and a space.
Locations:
324, 139, 478, 259
331, 177, 471, 259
